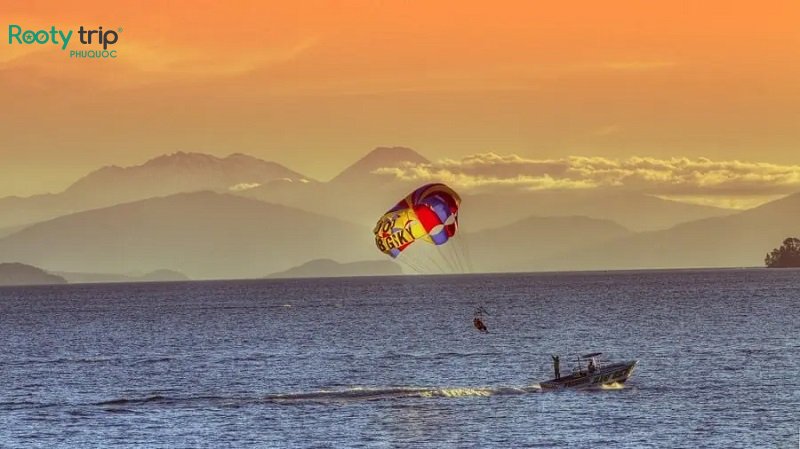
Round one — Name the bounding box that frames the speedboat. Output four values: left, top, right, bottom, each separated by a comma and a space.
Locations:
539, 352, 637, 390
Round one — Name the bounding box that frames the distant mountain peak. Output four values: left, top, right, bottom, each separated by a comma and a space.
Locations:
362, 146, 429, 163
226, 152, 257, 160
332, 146, 429, 183
61, 151, 311, 204
142, 151, 239, 168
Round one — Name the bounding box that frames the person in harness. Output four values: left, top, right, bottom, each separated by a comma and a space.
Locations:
473, 316, 488, 333
473, 306, 489, 333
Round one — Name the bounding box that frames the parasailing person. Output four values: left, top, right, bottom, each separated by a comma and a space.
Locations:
473, 306, 489, 333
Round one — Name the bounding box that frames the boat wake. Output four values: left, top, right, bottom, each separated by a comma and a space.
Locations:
81, 381, 634, 412
90, 385, 542, 409
263, 385, 542, 403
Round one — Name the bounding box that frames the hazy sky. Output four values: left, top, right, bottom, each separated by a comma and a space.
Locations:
1, 0, 799, 199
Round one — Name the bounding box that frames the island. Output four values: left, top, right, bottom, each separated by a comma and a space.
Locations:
765, 237, 800, 268
55, 269, 190, 284
267, 259, 403, 279
0, 263, 68, 286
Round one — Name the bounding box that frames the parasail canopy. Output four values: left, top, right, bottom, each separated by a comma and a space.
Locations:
373, 183, 461, 258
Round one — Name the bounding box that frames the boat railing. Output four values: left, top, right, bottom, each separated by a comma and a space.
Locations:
571, 354, 607, 374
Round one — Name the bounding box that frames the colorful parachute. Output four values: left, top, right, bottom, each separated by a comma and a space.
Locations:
373, 183, 461, 259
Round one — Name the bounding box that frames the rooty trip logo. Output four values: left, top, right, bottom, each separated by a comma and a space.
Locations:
8, 24, 122, 59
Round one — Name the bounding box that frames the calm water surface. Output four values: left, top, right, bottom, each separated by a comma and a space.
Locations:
1, 269, 798, 448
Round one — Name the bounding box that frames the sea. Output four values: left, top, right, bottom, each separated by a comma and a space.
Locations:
1, 269, 797, 448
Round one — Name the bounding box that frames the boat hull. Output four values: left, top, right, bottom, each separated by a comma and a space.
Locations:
539, 360, 637, 390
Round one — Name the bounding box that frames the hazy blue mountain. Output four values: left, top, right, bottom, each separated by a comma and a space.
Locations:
464, 215, 634, 272
0, 152, 313, 229
0, 192, 373, 279
266, 258, 403, 279
540, 192, 800, 270
461, 190, 732, 232
55, 269, 190, 284
0, 263, 67, 286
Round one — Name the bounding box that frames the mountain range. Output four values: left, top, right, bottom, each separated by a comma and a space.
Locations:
0, 147, 795, 280
0, 152, 310, 229
465, 216, 634, 273
536, 192, 800, 271
0, 192, 373, 279
461, 190, 732, 232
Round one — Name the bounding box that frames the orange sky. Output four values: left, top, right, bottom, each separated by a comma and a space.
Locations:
1, 0, 799, 197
